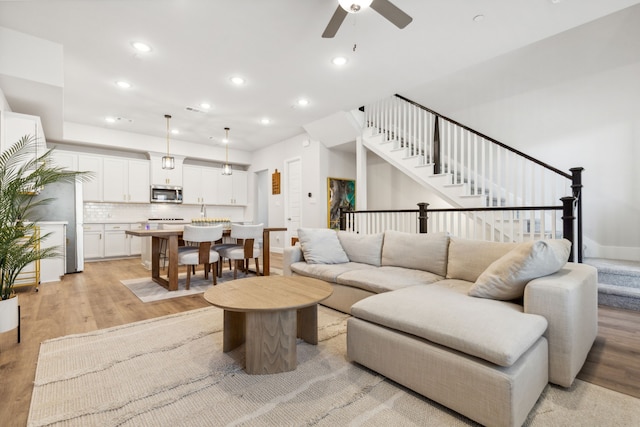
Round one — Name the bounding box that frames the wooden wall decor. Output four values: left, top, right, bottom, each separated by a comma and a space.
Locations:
272, 169, 281, 195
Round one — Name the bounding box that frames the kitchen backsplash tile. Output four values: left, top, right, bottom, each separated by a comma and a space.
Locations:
83, 203, 246, 223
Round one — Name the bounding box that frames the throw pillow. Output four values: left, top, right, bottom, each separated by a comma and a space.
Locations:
337, 231, 384, 266
297, 228, 349, 264
446, 237, 518, 282
381, 230, 449, 276
469, 239, 571, 300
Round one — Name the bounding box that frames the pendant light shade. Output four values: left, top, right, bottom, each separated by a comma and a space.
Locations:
162, 114, 175, 170
222, 127, 232, 176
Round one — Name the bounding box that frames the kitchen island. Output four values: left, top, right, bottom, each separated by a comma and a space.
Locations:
126, 227, 286, 291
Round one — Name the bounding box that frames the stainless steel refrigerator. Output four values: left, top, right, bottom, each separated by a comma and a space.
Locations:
30, 179, 84, 274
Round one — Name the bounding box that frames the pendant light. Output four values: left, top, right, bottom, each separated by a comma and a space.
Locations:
162, 114, 175, 170
222, 127, 232, 176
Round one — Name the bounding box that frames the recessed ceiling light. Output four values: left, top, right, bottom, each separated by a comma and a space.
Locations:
332, 56, 348, 66
473, 14, 485, 22
260, 118, 270, 125
105, 117, 116, 123
115, 80, 131, 89
200, 102, 211, 109
131, 41, 151, 53
171, 129, 179, 135
297, 98, 309, 107
230, 76, 245, 85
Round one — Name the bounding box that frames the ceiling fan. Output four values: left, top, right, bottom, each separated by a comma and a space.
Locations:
322, 0, 413, 38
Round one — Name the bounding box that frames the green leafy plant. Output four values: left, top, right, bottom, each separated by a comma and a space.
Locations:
0, 135, 90, 300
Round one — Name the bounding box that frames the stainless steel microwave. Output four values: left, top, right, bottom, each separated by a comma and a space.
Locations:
150, 185, 183, 203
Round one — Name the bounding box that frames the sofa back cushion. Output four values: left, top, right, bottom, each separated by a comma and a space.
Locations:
469, 239, 572, 300
446, 238, 519, 282
297, 228, 349, 264
337, 231, 384, 266
381, 230, 449, 276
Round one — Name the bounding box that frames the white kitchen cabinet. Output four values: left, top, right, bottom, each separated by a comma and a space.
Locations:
83, 224, 104, 259
128, 160, 150, 202
183, 165, 219, 204
78, 155, 103, 202
149, 153, 183, 186
1, 111, 47, 155
102, 157, 127, 202
128, 223, 143, 255
104, 223, 130, 257
103, 158, 150, 203
217, 170, 247, 205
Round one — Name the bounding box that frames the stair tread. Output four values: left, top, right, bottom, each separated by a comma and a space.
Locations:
598, 283, 640, 296
585, 258, 640, 276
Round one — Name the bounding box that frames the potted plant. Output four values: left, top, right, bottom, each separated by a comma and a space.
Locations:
0, 135, 89, 334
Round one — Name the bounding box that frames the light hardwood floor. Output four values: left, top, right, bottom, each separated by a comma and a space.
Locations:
1, 256, 639, 426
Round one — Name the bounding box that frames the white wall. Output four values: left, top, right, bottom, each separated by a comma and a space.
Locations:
367, 151, 452, 210
249, 133, 356, 251
407, 6, 640, 260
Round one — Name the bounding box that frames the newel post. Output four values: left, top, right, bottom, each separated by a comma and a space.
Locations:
433, 117, 441, 174
561, 196, 576, 262
570, 167, 584, 263
418, 202, 429, 234
339, 209, 346, 231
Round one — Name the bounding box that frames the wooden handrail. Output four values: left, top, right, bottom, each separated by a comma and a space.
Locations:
394, 94, 572, 180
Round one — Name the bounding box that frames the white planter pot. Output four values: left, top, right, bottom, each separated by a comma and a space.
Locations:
0, 296, 19, 333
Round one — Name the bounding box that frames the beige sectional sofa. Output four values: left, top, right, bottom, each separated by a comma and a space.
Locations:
283, 228, 598, 427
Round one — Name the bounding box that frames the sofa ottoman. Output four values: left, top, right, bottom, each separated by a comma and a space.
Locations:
347, 283, 550, 427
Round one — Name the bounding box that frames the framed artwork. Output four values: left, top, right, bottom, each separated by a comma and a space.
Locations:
327, 177, 355, 230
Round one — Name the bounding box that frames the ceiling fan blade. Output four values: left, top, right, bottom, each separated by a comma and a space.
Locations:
370, 0, 413, 29
322, 6, 348, 38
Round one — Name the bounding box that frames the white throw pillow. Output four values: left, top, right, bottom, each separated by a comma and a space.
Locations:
469, 239, 571, 300
297, 228, 349, 264
337, 231, 384, 266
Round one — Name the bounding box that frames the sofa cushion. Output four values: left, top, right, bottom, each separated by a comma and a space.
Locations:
469, 239, 572, 301
336, 266, 443, 294
381, 231, 449, 276
297, 228, 349, 264
446, 237, 519, 282
351, 283, 548, 367
337, 231, 384, 266
290, 261, 375, 283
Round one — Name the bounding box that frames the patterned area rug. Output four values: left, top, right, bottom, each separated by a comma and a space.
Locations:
28, 307, 640, 426
121, 268, 283, 302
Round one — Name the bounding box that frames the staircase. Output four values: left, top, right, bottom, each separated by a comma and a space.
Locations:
586, 258, 640, 311
359, 94, 640, 309
361, 94, 581, 248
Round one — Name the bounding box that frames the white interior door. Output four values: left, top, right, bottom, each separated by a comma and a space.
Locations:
285, 157, 302, 245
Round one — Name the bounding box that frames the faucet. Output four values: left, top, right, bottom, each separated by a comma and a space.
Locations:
200, 204, 207, 217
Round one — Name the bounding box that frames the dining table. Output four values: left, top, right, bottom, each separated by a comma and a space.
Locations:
125, 227, 287, 291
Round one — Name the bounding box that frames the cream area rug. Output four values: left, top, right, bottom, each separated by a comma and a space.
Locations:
29, 307, 640, 427
121, 268, 283, 303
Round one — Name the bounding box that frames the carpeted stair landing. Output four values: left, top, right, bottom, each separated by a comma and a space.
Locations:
585, 258, 640, 311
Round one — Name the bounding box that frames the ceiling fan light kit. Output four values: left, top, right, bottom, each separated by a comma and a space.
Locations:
323, 0, 413, 38
339, 0, 373, 13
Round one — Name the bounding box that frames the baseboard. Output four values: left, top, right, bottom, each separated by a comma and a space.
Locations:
583, 236, 640, 261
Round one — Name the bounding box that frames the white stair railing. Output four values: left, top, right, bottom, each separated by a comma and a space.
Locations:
364, 95, 574, 208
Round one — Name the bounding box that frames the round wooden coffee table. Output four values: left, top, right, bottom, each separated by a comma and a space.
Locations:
203, 276, 333, 375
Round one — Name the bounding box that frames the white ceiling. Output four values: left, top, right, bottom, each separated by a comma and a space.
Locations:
1, 0, 639, 153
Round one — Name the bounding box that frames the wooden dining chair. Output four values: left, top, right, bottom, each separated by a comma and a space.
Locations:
217, 223, 264, 279
178, 224, 224, 289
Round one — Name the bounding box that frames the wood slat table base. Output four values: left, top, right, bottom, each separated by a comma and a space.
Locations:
222, 305, 319, 375
204, 276, 332, 375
